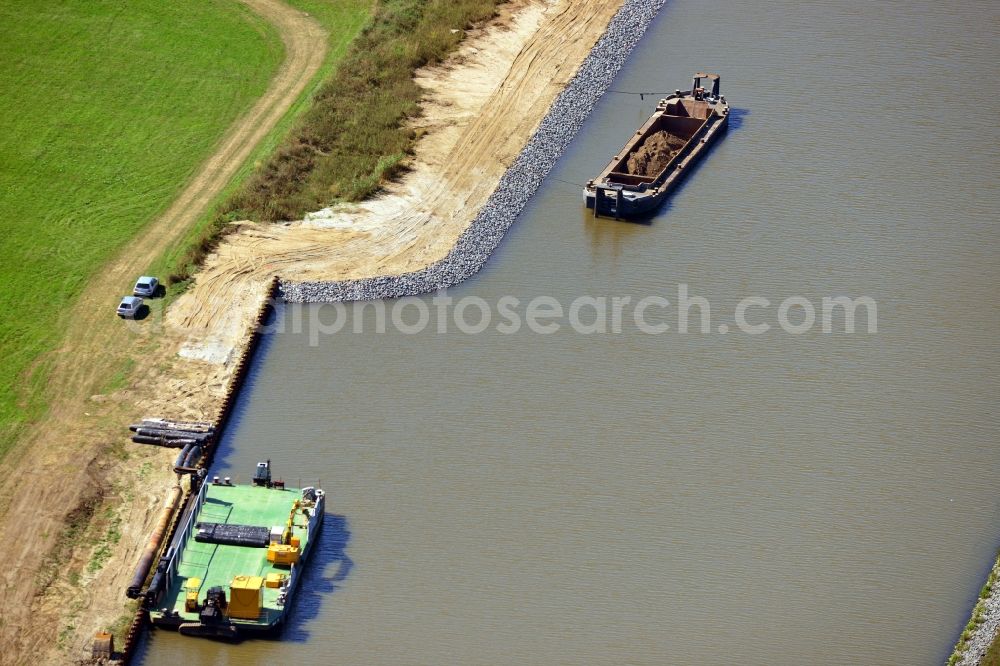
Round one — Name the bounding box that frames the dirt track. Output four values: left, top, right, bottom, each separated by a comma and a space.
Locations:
0, 1, 327, 661
0, 0, 624, 662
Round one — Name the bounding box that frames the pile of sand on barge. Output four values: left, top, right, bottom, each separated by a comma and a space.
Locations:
626, 130, 687, 177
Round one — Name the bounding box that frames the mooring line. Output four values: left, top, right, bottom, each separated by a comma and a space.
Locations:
606, 89, 674, 100
550, 176, 589, 189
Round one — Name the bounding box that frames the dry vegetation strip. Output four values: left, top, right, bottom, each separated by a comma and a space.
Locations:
169, 0, 503, 283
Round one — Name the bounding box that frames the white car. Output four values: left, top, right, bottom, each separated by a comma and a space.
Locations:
117, 296, 143, 319
133, 276, 159, 297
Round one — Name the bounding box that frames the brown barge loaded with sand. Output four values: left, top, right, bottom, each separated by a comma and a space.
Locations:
584, 73, 729, 218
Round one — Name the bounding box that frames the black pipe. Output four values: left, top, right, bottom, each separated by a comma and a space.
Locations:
184, 445, 202, 468
174, 443, 194, 469
130, 423, 213, 435
144, 547, 175, 605
132, 435, 196, 448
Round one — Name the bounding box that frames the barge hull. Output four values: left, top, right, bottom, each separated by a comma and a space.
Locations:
147, 478, 325, 639
583, 113, 728, 217
584, 72, 729, 218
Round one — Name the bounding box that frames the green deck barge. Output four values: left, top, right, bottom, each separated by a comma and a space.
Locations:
148, 466, 325, 639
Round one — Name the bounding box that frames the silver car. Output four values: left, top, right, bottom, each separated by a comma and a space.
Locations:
133, 276, 159, 297
117, 296, 143, 319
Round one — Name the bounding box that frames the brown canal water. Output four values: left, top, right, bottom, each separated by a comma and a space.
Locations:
138, 0, 1000, 663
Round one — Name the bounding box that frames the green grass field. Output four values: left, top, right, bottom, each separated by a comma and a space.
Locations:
0, 0, 286, 454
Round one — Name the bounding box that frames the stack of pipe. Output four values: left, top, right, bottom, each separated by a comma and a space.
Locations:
128, 419, 214, 449
135, 418, 214, 432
